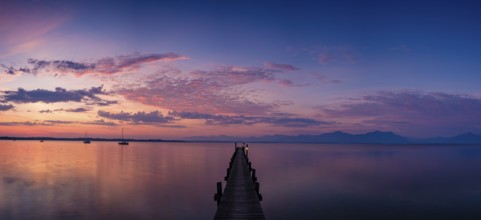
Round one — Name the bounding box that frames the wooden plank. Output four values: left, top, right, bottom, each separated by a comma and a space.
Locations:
214, 147, 265, 220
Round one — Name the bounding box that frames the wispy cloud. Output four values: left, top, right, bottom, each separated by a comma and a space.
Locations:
169, 111, 325, 127
0, 64, 30, 75
82, 119, 117, 127
39, 109, 53, 114
0, 119, 116, 127
191, 66, 278, 85
1, 85, 116, 106
66, 107, 89, 112
264, 62, 299, 71
43, 120, 75, 125
21, 53, 188, 76
39, 107, 90, 113
0, 104, 14, 111
0, 120, 72, 126
97, 110, 174, 124
0, 121, 40, 126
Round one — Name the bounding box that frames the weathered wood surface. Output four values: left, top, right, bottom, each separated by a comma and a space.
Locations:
214, 148, 265, 220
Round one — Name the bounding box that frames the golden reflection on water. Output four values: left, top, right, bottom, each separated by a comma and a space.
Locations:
0, 141, 232, 220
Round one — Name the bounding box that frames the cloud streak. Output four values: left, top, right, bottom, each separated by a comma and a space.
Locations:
3, 53, 188, 76
0, 119, 117, 127
97, 110, 174, 124
169, 111, 325, 127
1, 64, 30, 75
1, 85, 116, 106
39, 107, 90, 113
264, 62, 299, 71
0, 104, 14, 111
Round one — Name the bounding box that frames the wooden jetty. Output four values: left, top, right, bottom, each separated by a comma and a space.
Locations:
214, 144, 265, 220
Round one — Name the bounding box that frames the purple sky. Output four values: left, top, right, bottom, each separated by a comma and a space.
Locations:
1, 0, 481, 138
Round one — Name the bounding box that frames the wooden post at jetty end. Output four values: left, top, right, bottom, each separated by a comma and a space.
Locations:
214, 144, 265, 220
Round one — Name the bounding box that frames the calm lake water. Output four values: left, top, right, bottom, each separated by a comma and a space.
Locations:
1, 141, 481, 219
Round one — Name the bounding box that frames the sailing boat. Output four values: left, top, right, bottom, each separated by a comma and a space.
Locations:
118, 128, 129, 145
83, 131, 91, 144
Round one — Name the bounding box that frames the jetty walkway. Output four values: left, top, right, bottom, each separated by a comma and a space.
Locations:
214, 144, 265, 220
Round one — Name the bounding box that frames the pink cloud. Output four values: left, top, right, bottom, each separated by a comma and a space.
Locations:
116, 64, 303, 114
117, 75, 278, 115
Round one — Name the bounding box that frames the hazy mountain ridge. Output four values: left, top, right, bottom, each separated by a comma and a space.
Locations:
187, 131, 481, 144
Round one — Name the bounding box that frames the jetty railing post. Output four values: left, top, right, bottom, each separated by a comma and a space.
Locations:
214, 181, 223, 205
225, 168, 230, 180
252, 169, 257, 182
217, 182, 222, 196
255, 182, 263, 201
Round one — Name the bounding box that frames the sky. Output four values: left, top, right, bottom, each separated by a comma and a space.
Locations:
1, 0, 481, 139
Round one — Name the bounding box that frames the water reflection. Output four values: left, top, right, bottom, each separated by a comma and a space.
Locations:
249, 144, 481, 220
0, 141, 231, 220
1, 142, 481, 219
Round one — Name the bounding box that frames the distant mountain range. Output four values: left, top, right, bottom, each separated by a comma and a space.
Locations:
187, 131, 481, 144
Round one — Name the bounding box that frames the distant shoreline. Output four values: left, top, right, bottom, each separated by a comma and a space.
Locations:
2, 137, 481, 145
3, 130, 481, 144
0, 136, 185, 142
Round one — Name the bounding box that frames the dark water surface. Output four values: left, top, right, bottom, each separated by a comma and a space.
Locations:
1, 141, 481, 219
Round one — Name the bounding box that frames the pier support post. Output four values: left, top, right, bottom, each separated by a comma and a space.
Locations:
225, 168, 230, 180
255, 182, 263, 201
